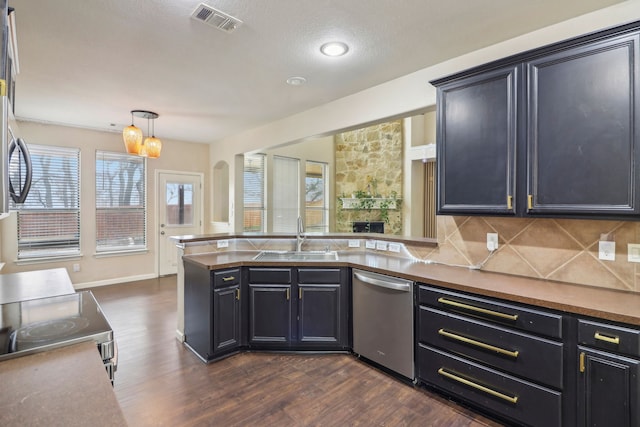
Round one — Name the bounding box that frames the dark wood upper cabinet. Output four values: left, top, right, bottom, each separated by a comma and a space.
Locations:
527, 33, 640, 215
436, 65, 519, 215
432, 21, 640, 219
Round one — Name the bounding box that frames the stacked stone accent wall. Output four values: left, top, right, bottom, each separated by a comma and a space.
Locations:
335, 120, 403, 234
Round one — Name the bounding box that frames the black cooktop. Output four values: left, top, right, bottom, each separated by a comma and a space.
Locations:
0, 291, 113, 359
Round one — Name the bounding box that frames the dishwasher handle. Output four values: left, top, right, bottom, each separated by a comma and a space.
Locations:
354, 271, 412, 292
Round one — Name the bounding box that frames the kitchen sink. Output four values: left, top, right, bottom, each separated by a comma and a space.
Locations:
253, 251, 338, 262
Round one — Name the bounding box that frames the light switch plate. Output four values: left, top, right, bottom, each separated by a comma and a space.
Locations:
376, 241, 388, 251
599, 241, 615, 261
628, 244, 640, 263
348, 240, 361, 248
365, 240, 376, 249
217, 240, 229, 248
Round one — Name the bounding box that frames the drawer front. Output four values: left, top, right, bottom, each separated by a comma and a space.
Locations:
248, 268, 292, 284
213, 268, 240, 288
297, 268, 341, 284
418, 344, 562, 427
578, 319, 640, 358
419, 307, 563, 389
419, 285, 563, 339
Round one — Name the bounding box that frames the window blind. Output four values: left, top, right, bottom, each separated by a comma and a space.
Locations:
96, 151, 146, 252
273, 156, 300, 232
243, 153, 266, 232
15, 145, 80, 259
305, 161, 328, 232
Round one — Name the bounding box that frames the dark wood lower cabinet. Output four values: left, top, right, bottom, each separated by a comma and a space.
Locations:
249, 284, 292, 344
577, 346, 640, 427
184, 263, 243, 361
247, 267, 349, 350
212, 284, 241, 353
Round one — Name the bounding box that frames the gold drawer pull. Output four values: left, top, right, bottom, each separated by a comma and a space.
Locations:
439, 329, 519, 359
235, 288, 240, 300
437, 297, 518, 321
594, 332, 620, 345
222, 276, 236, 282
438, 368, 519, 404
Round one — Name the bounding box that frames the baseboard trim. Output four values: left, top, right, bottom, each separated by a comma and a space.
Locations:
73, 273, 159, 289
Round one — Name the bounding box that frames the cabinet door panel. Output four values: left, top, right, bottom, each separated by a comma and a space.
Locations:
213, 285, 240, 353
249, 284, 291, 344
578, 346, 640, 427
298, 285, 340, 343
527, 34, 640, 214
437, 65, 518, 214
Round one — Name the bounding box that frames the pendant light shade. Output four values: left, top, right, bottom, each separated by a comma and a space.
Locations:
122, 110, 162, 158
143, 136, 162, 159
123, 123, 143, 155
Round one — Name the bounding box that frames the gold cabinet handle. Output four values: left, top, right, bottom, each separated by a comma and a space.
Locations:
0, 79, 6, 96
299, 288, 302, 300
507, 195, 513, 210
235, 288, 240, 300
438, 368, 518, 404
286, 288, 290, 301
222, 276, 235, 282
527, 194, 533, 209
437, 297, 518, 321
438, 329, 519, 359
579, 352, 586, 373
594, 332, 620, 345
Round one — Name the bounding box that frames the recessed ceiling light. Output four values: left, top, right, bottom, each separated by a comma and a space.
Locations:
286, 76, 307, 86
320, 41, 349, 57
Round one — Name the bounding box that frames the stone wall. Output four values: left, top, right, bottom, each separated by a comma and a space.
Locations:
334, 121, 403, 234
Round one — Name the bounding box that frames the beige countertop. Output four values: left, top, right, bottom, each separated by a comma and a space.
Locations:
0, 268, 75, 304
184, 250, 640, 326
0, 341, 127, 427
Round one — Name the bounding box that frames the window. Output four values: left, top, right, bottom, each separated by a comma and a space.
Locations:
14, 145, 80, 259
305, 161, 328, 232
243, 153, 266, 232
96, 151, 146, 253
273, 156, 300, 232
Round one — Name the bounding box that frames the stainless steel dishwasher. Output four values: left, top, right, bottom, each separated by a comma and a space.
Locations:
352, 269, 414, 380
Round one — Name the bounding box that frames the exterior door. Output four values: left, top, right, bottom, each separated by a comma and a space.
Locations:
158, 172, 202, 276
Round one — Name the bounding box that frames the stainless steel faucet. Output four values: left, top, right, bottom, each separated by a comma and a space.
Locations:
296, 216, 305, 251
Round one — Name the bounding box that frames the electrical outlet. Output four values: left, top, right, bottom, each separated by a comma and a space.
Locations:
487, 233, 499, 251
599, 241, 615, 261
388, 243, 401, 253
217, 240, 229, 249
628, 244, 640, 263
72, 263, 80, 272
348, 240, 361, 248
365, 240, 376, 249
376, 241, 388, 251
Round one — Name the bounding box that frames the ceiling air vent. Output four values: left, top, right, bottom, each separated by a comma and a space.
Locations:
191, 3, 243, 33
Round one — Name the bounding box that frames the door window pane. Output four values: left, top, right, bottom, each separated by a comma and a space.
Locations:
166, 182, 193, 226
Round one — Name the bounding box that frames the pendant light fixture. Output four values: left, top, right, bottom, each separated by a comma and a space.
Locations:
122, 110, 162, 159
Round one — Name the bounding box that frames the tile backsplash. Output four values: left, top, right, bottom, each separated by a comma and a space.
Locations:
409, 216, 640, 293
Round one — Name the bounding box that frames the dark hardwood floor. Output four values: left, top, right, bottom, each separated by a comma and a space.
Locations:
91, 277, 504, 427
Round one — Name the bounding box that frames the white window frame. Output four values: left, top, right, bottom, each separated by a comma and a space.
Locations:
95, 150, 147, 255
243, 153, 266, 232
14, 145, 81, 261
305, 161, 329, 232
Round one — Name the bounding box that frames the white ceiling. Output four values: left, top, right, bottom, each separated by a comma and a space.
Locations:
9, 0, 625, 144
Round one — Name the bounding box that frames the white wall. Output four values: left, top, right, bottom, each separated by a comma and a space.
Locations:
211, 1, 640, 232
0, 121, 210, 286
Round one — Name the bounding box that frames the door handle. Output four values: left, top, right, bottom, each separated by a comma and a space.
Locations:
160, 231, 165, 235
